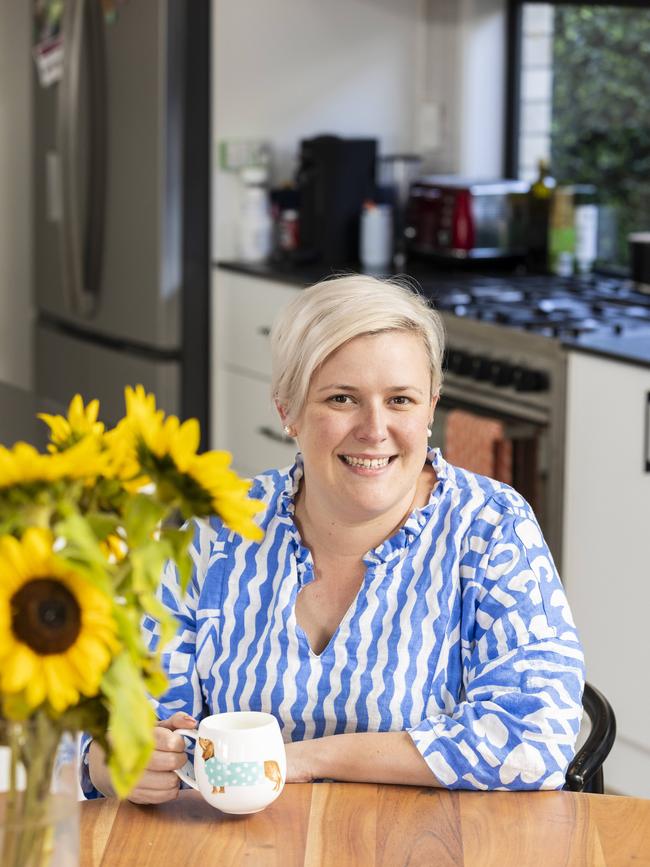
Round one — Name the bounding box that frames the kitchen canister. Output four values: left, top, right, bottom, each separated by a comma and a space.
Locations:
628, 232, 650, 294
360, 202, 393, 271
238, 166, 273, 263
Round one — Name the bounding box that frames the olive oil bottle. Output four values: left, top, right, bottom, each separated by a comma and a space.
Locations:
526, 159, 556, 272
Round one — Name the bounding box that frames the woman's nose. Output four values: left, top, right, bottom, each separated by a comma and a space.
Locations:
355, 404, 388, 442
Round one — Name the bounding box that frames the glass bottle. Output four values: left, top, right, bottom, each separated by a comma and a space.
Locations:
526, 159, 556, 272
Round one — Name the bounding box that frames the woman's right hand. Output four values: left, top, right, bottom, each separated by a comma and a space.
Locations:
88, 711, 197, 804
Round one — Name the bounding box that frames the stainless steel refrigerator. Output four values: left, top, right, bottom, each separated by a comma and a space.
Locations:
33, 0, 210, 445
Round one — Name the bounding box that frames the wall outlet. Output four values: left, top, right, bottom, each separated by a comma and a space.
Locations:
218, 139, 271, 172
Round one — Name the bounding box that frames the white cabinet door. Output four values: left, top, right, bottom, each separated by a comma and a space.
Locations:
216, 270, 300, 378
220, 369, 297, 478
563, 351, 650, 797
211, 268, 300, 472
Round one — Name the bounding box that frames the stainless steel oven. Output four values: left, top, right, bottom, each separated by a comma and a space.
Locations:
432, 315, 568, 564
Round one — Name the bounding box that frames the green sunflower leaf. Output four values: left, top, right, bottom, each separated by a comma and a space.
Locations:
102, 652, 156, 798
84, 511, 120, 542
123, 494, 167, 548
130, 538, 172, 597
53, 509, 114, 594
161, 525, 195, 594
112, 603, 145, 660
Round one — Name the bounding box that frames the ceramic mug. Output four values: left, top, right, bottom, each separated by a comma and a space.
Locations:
174, 711, 286, 814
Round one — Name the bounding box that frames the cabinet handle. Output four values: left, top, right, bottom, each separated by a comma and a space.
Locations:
258, 425, 295, 446
645, 392, 650, 473
257, 326, 271, 337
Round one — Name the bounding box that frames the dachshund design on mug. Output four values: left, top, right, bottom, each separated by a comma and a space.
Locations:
198, 737, 283, 793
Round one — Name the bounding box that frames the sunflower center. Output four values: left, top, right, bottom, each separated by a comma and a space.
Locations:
11, 578, 81, 654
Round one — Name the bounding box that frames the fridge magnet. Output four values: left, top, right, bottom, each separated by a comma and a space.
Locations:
32, 0, 63, 88
102, 0, 130, 24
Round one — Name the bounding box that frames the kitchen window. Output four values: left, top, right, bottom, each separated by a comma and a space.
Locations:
505, 0, 650, 270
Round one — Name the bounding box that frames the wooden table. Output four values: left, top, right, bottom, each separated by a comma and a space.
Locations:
80, 783, 650, 867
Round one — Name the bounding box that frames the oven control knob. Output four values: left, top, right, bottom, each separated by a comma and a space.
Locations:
447, 348, 473, 376
470, 356, 492, 381
489, 360, 515, 387
513, 367, 550, 392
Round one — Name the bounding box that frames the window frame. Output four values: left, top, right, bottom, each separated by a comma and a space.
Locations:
504, 0, 650, 177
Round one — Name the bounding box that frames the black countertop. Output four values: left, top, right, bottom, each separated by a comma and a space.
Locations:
0, 381, 65, 449
562, 330, 650, 369
216, 259, 650, 369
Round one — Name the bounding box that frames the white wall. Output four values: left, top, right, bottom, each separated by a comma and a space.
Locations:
422, 0, 506, 178
212, 0, 423, 258
0, 0, 33, 389
457, 0, 506, 177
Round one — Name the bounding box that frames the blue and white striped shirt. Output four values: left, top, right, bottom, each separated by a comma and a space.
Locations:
81, 448, 584, 795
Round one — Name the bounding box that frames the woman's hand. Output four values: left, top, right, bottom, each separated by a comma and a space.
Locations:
88, 711, 197, 804
127, 712, 197, 804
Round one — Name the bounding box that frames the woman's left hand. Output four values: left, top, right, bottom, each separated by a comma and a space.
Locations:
284, 740, 315, 783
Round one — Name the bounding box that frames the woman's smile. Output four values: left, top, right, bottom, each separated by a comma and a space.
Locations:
339, 453, 395, 471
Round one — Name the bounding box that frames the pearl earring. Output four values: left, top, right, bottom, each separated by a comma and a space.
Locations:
283, 425, 293, 437
427, 426, 432, 437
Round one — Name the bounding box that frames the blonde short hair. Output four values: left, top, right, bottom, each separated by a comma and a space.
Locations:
271, 274, 445, 422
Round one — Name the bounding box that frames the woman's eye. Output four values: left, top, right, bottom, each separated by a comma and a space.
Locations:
390, 396, 412, 406
329, 394, 353, 404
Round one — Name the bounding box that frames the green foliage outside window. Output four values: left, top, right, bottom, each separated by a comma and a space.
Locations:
551, 6, 650, 267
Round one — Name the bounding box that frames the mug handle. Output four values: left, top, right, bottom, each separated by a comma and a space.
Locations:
173, 728, 199, 791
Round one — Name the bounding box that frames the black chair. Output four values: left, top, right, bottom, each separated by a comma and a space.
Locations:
564, 682, 616, 793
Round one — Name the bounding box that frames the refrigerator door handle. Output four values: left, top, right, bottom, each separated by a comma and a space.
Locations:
58, 0, 107, 318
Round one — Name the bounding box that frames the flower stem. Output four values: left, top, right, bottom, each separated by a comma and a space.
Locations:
1, 717, 61, 867
1, 722, 21, 867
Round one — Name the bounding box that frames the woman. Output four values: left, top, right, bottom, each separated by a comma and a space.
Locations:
85, 275, 584, 801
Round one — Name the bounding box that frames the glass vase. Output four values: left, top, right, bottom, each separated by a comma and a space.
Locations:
0, 718, 79, 867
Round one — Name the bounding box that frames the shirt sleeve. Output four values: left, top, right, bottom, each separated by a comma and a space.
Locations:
408, 495, 585, 791
79, 519, 214, 799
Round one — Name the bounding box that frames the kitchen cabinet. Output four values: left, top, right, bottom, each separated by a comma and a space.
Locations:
211, 269, 299, 476
563, 351, 650, 798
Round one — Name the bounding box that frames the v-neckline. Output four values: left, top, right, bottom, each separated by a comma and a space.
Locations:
293, 566, 369, 658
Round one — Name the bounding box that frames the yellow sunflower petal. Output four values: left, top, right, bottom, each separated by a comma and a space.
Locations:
67, 393, 85, 424
22, 526, 54, 567
0, 601, 14, 643
37, 412, 71, 443
85, 398, 101, 425
64, 644, 102, 695
74, 632, 113, 672
24, 669, 47, 710
169, 418, 200, 471
0, 534, 31, 584
43, 657, 80, 712
2, 642, 40, 693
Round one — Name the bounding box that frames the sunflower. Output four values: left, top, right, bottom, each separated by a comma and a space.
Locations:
38, 393, 105, 451
0, 528, 120, 715
0, 436, 108, 490
121, 385, 264, 539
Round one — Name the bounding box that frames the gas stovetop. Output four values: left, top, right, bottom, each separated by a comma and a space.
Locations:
425, 273, 650, 340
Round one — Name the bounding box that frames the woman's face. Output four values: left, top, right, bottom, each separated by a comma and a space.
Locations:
290, 330, 437, 524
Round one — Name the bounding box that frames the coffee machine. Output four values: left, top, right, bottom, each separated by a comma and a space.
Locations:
296, 135, 377, 267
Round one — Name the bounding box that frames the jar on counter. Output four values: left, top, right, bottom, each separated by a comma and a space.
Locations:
278, 208, 299, 253
238, 166, 273, 263
360, 201, 393, 271
574, 184, 598, 274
